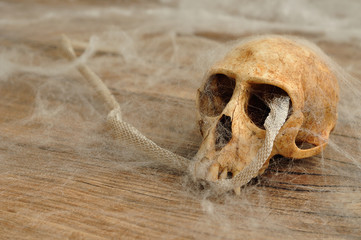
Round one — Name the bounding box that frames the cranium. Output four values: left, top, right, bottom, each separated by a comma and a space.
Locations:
193, 36, 339, 185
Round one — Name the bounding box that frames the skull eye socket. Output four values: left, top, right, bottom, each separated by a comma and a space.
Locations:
198, 74, 236, 117
246, 84, 291, 129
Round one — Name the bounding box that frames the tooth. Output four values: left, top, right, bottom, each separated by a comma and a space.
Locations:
206, 163, 219, 181
219, 168, 228, 179
234, 186, 241, 195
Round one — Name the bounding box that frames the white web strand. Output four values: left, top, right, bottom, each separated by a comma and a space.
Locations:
60, 35, 189, 171
107, 108, 189, 170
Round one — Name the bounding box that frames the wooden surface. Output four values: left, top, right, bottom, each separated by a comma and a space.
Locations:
1, 1, 361, 239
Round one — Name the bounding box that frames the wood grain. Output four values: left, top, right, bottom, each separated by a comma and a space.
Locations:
0, 1, 360, 239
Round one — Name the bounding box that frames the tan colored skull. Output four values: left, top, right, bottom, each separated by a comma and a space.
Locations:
193, 36, 339, 183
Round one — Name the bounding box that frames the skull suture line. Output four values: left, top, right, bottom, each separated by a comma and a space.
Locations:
193, 36, 339, 187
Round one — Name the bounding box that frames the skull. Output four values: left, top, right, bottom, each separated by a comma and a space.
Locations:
193, 36, 339, 183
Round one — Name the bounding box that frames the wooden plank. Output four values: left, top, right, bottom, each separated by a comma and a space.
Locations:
0, 1, 360, 239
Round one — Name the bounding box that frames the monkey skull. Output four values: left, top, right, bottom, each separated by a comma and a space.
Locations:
193, 36, 339, 184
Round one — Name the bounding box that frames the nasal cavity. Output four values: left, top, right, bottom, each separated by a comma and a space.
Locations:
215, 114, 232, 151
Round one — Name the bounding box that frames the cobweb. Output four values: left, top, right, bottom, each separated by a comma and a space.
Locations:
0, 0, 360, 239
